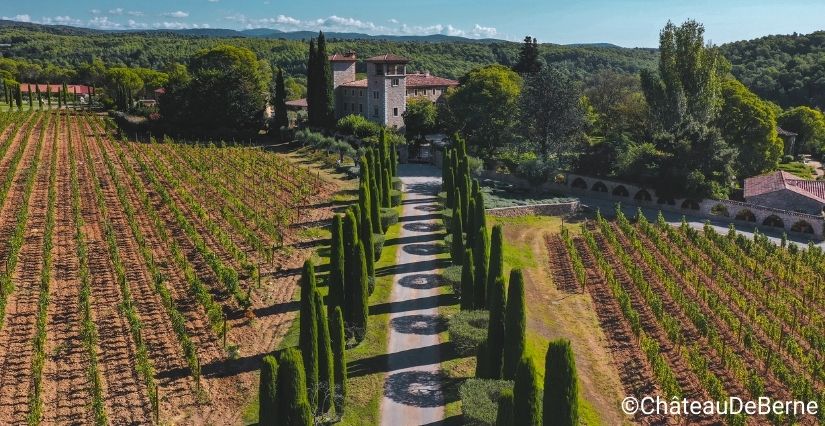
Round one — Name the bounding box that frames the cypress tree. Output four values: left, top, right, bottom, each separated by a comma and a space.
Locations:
314, 291, 333, 414
329, 215, 346, 312
390, 142, 398, 177
342, 210, 359, 328
27, 84, 32, 109
15, 86, 22, 109
46, 84, 51, 107
460, 248, 475, 310
445, 163, 455, 209
299, 260, 319, 409
359, 181, 376, 285
467, 198, 476, 248
451, 207, 464, 265
544, 339, 579, 426
487, 225, 505, 309
473, 227, 489, 309
503, 269, 527, 379
475, 190, 486, 232
306, 39, 318, 127
475, 339, 488, 378
351, 241, 369, 342
442, 149, 451, 192
35, 85, 42, 109
62, 82, 68, 105
383, 172, 391, 209
258, 355, 279, 426
272, 67, 289, 137
514, 357, 542, 425
369, 167, 383, 234
277, 348, 313, 426
486, 276, 507, 379
57, 88, 62, 108
496, 388, 515, 426
330, 306, 347, 417
316, 31, 335, 129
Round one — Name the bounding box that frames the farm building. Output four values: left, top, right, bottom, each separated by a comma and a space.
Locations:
744, 170, 825, 215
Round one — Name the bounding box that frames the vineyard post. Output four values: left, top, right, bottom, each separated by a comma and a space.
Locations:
196, 356, 201, 393
153, 389, 159, 423
223, 313, 227, 349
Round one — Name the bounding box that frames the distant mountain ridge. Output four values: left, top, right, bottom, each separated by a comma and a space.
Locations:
0, 19, 621, 46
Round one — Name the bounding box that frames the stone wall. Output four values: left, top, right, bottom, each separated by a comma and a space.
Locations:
486, 202, 580, 218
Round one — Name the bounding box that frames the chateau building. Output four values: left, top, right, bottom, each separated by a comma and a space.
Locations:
744, 170, 825, 215
329, 52, 459, 130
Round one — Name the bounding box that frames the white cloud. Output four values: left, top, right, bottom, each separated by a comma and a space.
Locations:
2, 14, 31, 23
127, 19, 148, 29
40, 15, 83, 26
127, 11, 144, 17
222, 13, 497, 38
162, 11, 189, 18
90, 9, 101, 15
108, 8, 124, 15
88, 16, 122, 29
209, 0, 220, 2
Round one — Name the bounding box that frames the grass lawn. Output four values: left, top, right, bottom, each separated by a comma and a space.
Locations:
777, 161, 816, 179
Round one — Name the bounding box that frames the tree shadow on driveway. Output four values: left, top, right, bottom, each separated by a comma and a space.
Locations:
390, 314, 448, 335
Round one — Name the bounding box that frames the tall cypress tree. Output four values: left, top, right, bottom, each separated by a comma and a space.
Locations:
467, 198, 476, 248
27, 84, 32, 109
15, 86, 22, 109
46, 85, 51, 108
359, 181, 376, 284
330, 306, 347, 417
442, 149, 451, 192
390, 142, 398, 177
496, 389, 515, 426
486, 276, 507, 379
316, 31, 335, 129
299, 260, 319, 409
514, 357, 542, 425
351, 241, 369, 342
460, 248, 475, 310
487, 225, 505, 309
544, 339, 579, 426
473, 227, 489, 309
258, 355, 279, 426
444, 159, 455, 209
272, 67, 289, 137
369, 166, 383, 235
306, 39, 318, 127
383, 172, 391, 209
342, 210, 359, 328
277, 348, 313, 426
35, 85, 42, 109
451, 207, 464, 265
314, 291, 333, 414
329, 215, 346, 312
503, 269, 527, 379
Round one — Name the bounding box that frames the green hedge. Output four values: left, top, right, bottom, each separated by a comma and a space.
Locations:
442, 208, 453, 231
392, 177, 402, 191
390, 190, 402, 206
442, 264, 461, 292
380, 207, 399, 230
449, 310, 489, 356
460, 379, 514, 425
373, 233, 385, 260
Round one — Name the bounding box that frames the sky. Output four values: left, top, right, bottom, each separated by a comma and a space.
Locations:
1, 0, 824, 47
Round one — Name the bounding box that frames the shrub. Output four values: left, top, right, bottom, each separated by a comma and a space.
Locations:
337, 114, 382, 139
314, 292, 333, 414
276, 348, 313, 426
442, 264, 461, 292
514, 357, 542, 425
486, 225, 504, 309
496, 389, 514, 426
350, 241, 369, 342
459, 379, 514, 425
516, 156, 555, 186
451, 207, 464, 265
503, 269, 527, 380
372, 233, 385, 261
442, 208, 453, 231
782, 154, 794, 164
473, 227, 489, 309
468, 155, 484, 175
390, 189, 402, 206
330, 306, 347, 416
392, 177, 402, 191
486, 276, 507, 379
379, 207, 399, 230
460, 251, 475, 310
449, 310, 489, 356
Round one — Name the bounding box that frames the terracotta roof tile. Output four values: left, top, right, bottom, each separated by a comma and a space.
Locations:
744, 170, 825, 204
329, 52, 357, 62
406, 73, 459, 88
20, 83, 92, 95
340, 79, 368, 88
366, 53, 409, 63
285, 98, 308, 107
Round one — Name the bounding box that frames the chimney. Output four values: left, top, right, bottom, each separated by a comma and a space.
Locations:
424, 70, 430, 77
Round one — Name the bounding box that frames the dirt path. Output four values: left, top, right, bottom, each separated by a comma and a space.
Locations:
380, 165, 447, 426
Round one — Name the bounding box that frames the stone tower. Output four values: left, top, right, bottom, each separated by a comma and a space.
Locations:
365, 54, 409, 129
330, 52, 357, 118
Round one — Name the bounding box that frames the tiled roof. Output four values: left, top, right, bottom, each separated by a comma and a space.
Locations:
777, 127, 798, 137
329, 53, 357, 62
20, 83, 92, 95
366, 53, 410, 63
406, 73, 459, 88
285, 98, 308, 108
744, 170, 825, 204
339, 74, 458, 89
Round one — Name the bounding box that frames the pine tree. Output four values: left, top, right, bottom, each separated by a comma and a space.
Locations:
299, 260, 319, 409
329, 215, 346, 312
316, 31, 336, 129
503, 269, 527, 379
513, 36, 542, 74
544, 339, 579, 426
314, 291, 333, 414
272, 67, 289, 137
514, 357, 542, 425
475, 339, 488, 378
473, 226, 489, 309
460, 248, 475, 310
330, 306, 347, 417
306, 39, 318, 127
486, 276, 507, 379
258, 355, 279, 426
277, 348, 313, 426
451, 207, 464, 265
351, 241, 369, 342
496, 388, 515, 426
487, 225, 505, 309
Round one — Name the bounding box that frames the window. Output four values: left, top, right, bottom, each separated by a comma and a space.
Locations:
375, 64, 384, 76
392, 78, 399, 87
414, 89, 418, 96
352, 103, 356, 111
393, 107, 399, 117
351, 90, 355, 96
373, 91, 379, 99
359, 104, 363, 113
360, 90, 363, 97
373, 107, 379, 117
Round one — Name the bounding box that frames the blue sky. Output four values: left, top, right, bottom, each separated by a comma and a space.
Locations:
2, 0, 824, 47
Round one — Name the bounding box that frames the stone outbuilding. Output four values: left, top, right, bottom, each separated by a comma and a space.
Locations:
744, 171, 825, 215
